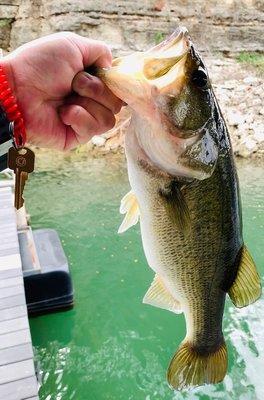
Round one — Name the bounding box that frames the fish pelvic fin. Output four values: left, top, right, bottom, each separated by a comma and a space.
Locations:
167, 341, 227, 390
228, 245, 261, 308
143, 274, 182, 314
118, 190, 140, 234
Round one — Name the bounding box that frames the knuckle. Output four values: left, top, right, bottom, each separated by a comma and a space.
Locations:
98, 41, 112, 60
97, 112, 115, 133
105, 113, 116, 130
89, 118, 102, 135
113, 100, 123, 114
73, 106, 82, 118
97, 40, 110, 51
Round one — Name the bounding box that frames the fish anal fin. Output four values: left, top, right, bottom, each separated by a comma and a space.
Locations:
228, 245, 262, 308
118, 190, 140, 234
143, 274, 182, 314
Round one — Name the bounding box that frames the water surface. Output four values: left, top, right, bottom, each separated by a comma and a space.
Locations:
26, 152, 264, 400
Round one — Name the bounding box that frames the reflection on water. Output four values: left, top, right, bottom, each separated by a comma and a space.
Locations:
27, 153, 263, 400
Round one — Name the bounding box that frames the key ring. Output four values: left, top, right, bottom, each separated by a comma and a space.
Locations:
8, 121, 18, 150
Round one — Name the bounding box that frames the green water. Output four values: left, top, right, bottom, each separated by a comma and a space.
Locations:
26, 152, 264, 400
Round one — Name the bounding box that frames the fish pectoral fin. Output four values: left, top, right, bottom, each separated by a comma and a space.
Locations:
118, 190, 140, 234
228, 246, 262, 308
159, 181, 191, 234
143, 274, 182, 314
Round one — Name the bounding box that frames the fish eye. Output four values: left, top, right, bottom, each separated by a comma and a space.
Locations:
191, 67, 208, 89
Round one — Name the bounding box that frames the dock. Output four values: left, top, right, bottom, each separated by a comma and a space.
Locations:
0, 184, 39, 400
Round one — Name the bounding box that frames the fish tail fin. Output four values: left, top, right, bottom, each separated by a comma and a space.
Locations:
167, 340, 227, 390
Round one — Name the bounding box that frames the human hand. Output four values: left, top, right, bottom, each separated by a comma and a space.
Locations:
2, 32, 123, 150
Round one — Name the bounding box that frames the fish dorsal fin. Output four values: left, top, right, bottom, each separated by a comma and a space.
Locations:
118, 190, 140, 234
143, 274, 182, 314
159, 181, 190, 234
228, 246, 262, 308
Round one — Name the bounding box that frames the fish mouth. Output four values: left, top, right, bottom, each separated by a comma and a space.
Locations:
99, 27, 191, 105
141, 27, 190, 91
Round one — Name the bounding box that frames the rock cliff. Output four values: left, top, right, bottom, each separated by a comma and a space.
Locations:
0, 1, 263, 54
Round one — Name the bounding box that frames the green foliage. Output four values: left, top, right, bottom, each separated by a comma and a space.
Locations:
0, 19, 12, 28
236, 52, 264, 73
154, 32, 165, 45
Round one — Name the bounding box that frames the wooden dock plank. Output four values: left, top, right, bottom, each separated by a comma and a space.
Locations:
0, 304, 28, 322
0, 223, 16, 231
0, 305, 27, 322
0, 343, 33, 366
0, 294, 26, 310
0, 276, 23, 289
0, 376, 39, 400
0, 329, 31, 350
0, 285, 25, 299
0, 236, 19, 246
0, 359, 35, 384
0, 316, 29, 335
0, 268, 22, 280
0, 247, 20, 258
0, 254, 22, 271
25, 397, 39, 400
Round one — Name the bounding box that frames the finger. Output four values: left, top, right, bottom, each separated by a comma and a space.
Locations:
64, 126, 82, 151
59, 101, 116, 141
64, 94, 118, 126
72, 71, 123, 114
72, 35, 112, 68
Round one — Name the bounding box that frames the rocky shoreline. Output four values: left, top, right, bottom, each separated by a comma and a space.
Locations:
88, 56, 263, 159
212, 58, 263, 159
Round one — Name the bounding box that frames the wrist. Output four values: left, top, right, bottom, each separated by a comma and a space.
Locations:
0, 58, 15, 96
0, 57, 26, 147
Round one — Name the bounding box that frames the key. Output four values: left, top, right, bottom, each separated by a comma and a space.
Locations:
8, 147, 35, 210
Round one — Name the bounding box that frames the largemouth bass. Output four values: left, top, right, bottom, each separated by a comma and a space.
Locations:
98, 28, 261, 390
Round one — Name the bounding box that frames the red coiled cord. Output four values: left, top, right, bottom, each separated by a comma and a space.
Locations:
0, 65, 26, 148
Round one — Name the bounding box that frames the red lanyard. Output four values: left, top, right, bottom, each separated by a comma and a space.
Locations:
0, 65, 26, 148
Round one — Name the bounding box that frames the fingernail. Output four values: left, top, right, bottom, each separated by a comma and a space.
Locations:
74, 72, 103, 96
104, 60, 112, 68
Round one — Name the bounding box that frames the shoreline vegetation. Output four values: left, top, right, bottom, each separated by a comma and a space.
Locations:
236, 52, 264, 75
